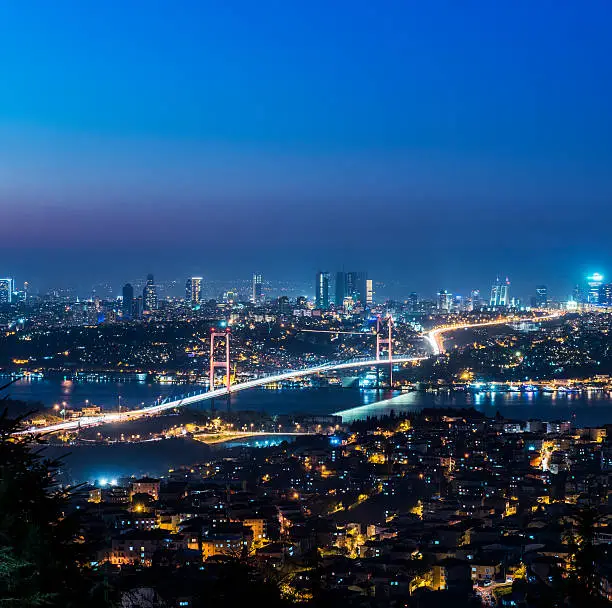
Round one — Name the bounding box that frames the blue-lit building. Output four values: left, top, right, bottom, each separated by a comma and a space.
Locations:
0, 278, 13, 304
535, 285, 548, 307
599, 283, 612, 306
490, 277, 510, 307
587, 273, 604, 304
315, 271, 329, 309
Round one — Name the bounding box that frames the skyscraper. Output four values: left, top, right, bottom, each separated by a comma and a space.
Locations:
185, 277, 202, 305
335, 271, 368, 306
0, 278, 13, 304
143, 274, 157, 311
535, 285, 548, 307
490, 277, 510, 307
366, 279, 373, 305
408, 292, 419, 312
252, 273, 263, 304
133, 295, 144, 319
469, 289, 481, 311
437, 289, 452, 312
315, 271, 330, 309
587, 273, 604, 304
599, 283, 612, 306
122, 283, 134, 319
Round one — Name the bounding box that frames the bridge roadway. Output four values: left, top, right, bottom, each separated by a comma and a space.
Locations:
424, 311, 563, 355
19, 355, 426, 435
20, 311, 562, 435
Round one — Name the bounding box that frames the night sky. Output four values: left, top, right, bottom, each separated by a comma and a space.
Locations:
1, 1, 611, 298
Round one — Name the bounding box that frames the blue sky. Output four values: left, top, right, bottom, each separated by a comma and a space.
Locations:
1, 0, 611, 296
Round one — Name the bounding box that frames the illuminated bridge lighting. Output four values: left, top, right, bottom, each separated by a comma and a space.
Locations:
17, 312, 562, 436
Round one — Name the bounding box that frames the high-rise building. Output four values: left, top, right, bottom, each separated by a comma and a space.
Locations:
0, 278, 13, 304
587, 273, 604, 304
468, 289, 481, 311
143, 274, 158, 311
366, 279, 373, 305
437, 289, 452, 312
133, 296, 144, 319
335, 271, 368, 306
490, 277, 510, 307
408, 292, 419, 312
534, 285, 548, 307
315, 271, 330, 309
599, 283, 612, 306
122, 283, 134, 319
276, 295, 291, 315
185, 277, 202, 305
251, 273, 263, 304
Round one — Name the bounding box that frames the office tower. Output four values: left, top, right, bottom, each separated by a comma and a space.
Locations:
349, 271, 367, 305
252, 273, 263, 304
315, 271, 330, 309
335, 272, 346, 306
408, 292, 419, 312
490, 277, 510, 307
366, 279, 373, 305
587, 273, 604, 304
335, 271, 368, 306
143, 274, 157, 311
0, 278, 13, 304
133, 296, 144, 319
600, 283, 612, 306
185, 277, 202, 305
437, 289, 452, 312
469, 289, 481, 311
122, 283, 134, 319
535, 285, 548, 307
276, 295, 291, 315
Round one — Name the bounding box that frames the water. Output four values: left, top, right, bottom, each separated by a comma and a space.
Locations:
336, 389, 612, 427
4, 374, 387, 415
8, 376, 612, 483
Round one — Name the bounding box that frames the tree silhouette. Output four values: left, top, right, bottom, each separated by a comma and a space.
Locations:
0, 388, 114, 607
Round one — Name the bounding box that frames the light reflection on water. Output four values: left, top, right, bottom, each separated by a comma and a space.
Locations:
336, 390, 612, 426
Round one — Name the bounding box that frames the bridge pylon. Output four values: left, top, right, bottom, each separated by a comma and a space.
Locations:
209, 327, 231, 395
376, 315, 394, 387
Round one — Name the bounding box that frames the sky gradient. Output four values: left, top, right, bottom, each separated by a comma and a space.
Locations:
1, 1, 612, 297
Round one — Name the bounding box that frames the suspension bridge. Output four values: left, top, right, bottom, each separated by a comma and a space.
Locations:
19, 311, 562, 435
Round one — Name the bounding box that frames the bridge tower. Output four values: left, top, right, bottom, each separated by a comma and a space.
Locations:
376, 315, 394, 387
209, 327, 231, 394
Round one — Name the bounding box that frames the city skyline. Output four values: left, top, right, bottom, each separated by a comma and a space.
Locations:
2, 267, 611, 306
